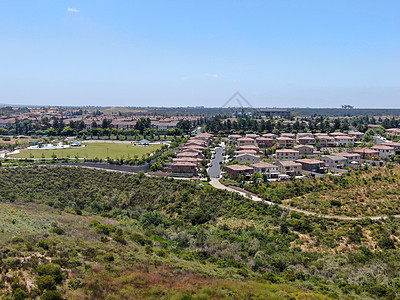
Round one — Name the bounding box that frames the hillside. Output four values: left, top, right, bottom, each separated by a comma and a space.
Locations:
223, 165, 400, 217
1, 166, 400, 299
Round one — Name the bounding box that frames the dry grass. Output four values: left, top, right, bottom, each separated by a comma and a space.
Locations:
67, 264, 330, 299
283, 166, 400, 217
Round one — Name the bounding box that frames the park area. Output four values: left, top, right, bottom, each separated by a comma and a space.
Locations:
10, 142, 163, 160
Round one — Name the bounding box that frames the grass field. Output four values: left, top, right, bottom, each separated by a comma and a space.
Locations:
10, 142, 162, 159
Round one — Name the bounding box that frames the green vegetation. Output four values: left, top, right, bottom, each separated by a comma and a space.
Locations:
9, 142, 162, 160
1, 166, 400, 299
222, 165, 400, 217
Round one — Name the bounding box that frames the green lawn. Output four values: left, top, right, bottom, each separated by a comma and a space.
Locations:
10, 142, 163, 159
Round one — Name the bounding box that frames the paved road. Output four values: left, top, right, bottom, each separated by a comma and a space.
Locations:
209, 178, 400, 221
208, 146, 224, 178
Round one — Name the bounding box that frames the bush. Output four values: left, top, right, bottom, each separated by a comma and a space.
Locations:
50, 227, 65, 235
378, 236, 396, 250
36, 275, 56, 291
13, 288, 28, 300
130, 233, 152, 246
37, 264, 63, 283
113, 235, 127, 245
189, 210, 211, 225
40, 290, 63, 300
68, 278, 83, 290
104, 253, 114, 262
330, 199, 342, 207
11, 237, 24, 243
38, 240, 50, 250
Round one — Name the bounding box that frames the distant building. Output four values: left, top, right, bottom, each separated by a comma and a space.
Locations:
386, 128, 400, 137
237, 137, 255, 147
262, 133, 277, 140
321, 155, 347, 169
235, 150, 257, 156
252, 162, 280, 179
334, 136, 355, 147
245, 133, 260, 139
331, 152, 361, 165
353, 148, 379, 160
295, 159, 327, 173
168, 162, 198, 175
315, 134, 336, 147
348, 131, 364, 141
238, 144, 259, 152
281, 133, 296, 139
297, 136, 316, 145
276, 149, 300, 160
383, 142, 400, 151
371, 145, 395, 158
274, 161, 302, 176
256, 137, 275, 148
294, 145, 315, 155
235, 153, 261, 164
225, 164, 254, 179
228, 134, 242, 143
276, 137, 295, 147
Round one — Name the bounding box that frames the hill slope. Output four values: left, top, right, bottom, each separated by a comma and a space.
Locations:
1, 166, 399, 299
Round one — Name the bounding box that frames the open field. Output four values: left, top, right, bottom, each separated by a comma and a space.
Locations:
9, 142, 162, 159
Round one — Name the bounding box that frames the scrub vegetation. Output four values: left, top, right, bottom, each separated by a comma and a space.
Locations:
1, 166, 400, 299
222, 165, 400, 217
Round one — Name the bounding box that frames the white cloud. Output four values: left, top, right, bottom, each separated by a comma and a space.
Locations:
180, 77, 189, 81
67, 8, 79, 13
205, 73, 219, 79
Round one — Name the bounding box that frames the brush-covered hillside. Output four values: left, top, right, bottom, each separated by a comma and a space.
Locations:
1, 166, 400, 299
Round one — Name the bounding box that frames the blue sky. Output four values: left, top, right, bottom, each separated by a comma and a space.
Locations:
1, 1, 399, 108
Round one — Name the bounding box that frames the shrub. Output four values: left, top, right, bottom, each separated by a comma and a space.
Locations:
38, 240, 50, 250
378, 236, 396, 250
37, 264, 63, 283
113, 235, 127, 245
40, 290, 63, 300
189, 210, 211, 225
36, 275, 56, 291
4, 258, 20, 268
13, 288, 28, 300
68, 278, 83, 290
104, 253, 114, 262
50, 227, 65, 235
330, 199, 342, 207
130, 233, 152, 246
145, 245, 153, 254
11, 237, 24, 243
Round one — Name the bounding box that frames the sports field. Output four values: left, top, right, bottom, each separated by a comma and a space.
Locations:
10, 142, 163, 159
